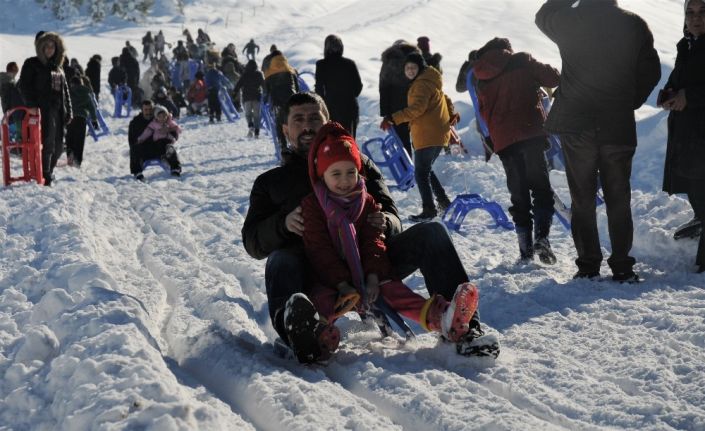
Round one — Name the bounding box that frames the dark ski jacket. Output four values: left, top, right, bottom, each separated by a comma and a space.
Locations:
69, 82, 97, 121
242, 150, 401, 260
119, 48, 140, 88
128, 112, 152, 147
315, 54, 363, 133
234, 61, 264, 102
0, 72, 23, 114
86, 57, 101, 95
19, 32, 72, 122
535, 0, 660, 145
379, 42, 420, 117
108, 65, 127, 90
263, 52, 299, 107
474, 49, 560, 153
663, 36, 705, 192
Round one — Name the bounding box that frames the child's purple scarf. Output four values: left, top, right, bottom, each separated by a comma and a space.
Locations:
313, 178, 368, 299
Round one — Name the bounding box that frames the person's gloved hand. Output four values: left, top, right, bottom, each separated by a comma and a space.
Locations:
380, 117, 393, 131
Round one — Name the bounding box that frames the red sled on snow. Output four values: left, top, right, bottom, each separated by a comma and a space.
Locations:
2, 107, 44, 187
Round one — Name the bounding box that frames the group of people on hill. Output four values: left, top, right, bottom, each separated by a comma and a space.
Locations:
2, 0, 703, 366
241, 0, 705, 365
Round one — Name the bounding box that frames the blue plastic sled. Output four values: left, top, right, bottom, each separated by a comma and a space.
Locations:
297, 70, 315, 92
259, 99, 281, 162
170, 59, 203, 91
113, 85, 132, 118
361, 128, 415, 191
442, 193, 515, 232
87, 93, 110, 141
218, 86, 240, 122
142, 158, 170, 172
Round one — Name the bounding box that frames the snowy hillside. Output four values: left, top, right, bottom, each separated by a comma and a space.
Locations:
1, 1, 704, 430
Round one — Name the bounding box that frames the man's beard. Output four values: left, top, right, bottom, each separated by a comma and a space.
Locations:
292, 130, 316, 156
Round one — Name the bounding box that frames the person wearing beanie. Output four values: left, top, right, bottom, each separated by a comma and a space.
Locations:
19, 31, 73, 186
135, 103, 182, 177
314, 34, 363, 137
381, 51, 456, 222
536, 0, 660, 282
473, 36, 560, 264
661, 0, 705, 273
242, 92, 492, 364
299, 122, 481, 362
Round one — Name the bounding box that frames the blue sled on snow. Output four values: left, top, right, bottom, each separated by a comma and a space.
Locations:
361, 127, 415, 191
113, 84, 132, 118
218, 85, 240, 122
142, 158, 170, 172
296, 71, 315, 92
442, 193, 515, 232
87, 93, 110, 141
259, 99, 281, 162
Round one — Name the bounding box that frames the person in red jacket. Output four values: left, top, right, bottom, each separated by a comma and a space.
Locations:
300, 122, 479, 361
473, 37, 560, 264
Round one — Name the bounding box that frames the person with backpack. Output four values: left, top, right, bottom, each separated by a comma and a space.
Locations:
234, 60, 264, 138
19, 31, 73, 187
263, 49, 300, 152
660, 0, 705, 273
380, 52, 455, 222
314, 34, 363, 137
242, 92, 485, 364
536, 0, 661, 282
473, 37, 560, 264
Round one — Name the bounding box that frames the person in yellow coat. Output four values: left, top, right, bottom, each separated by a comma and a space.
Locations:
381, 52, 457, 221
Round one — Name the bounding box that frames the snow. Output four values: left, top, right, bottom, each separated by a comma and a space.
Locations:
1, 0, 704, 430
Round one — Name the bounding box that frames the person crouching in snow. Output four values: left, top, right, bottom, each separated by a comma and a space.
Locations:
136, 104, 183, 177
298, 122, 480, 362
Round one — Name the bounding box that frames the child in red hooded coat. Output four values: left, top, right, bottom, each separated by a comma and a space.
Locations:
301, 122, 480, 358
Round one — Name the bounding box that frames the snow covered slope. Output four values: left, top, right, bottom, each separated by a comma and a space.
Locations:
1, 1, 704, 430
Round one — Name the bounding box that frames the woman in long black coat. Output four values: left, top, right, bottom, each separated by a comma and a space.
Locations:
85, 55, 102, 100
661, 0, 705, 273
19, 31, 73, 186
314, 35, 363, 137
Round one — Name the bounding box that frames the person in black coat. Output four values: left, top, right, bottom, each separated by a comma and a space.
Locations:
127, 99, 154, 179
108, 56, 127, 94
379, 40, 420, 155
85, 55, 102, 100
314, 34, 363, 137
234, 60, 264, 138
661, 0, 705, 273
19, 31, 73, 186
119, 47, 141, 106
536, 0, 660, 282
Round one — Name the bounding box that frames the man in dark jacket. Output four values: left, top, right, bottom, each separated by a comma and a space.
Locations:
314, 34, 363, 137
19, 31, 73, 186
66, 76, 97, 168
108, 56, 127, 93
85, 55, 102, 100
119, 47, 141, 107
379, 40, 420, 156
242, 91, 475, 362
127, 99, 154, 180
536, 0, 661, 282
1, 62, 22, 115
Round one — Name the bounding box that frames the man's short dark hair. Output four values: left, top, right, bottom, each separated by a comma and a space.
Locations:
6, 62, 18, 73
282, 92, 330, 123
142, 99, 154, 106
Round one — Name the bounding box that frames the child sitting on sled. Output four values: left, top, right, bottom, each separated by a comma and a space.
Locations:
299, 122, 480, 360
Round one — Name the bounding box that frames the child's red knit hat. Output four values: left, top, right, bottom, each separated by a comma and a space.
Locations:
310, 122, 362, 179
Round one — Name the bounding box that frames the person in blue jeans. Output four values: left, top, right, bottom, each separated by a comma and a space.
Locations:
242, 92, 479, 363
381, 53, 456, 221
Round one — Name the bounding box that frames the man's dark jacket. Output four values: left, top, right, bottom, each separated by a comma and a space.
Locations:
314, 54, 363, 131
242, 151, 401, 260
86, 58, 101, 96
128, 113, 151, 147
535, 0, 661, 144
